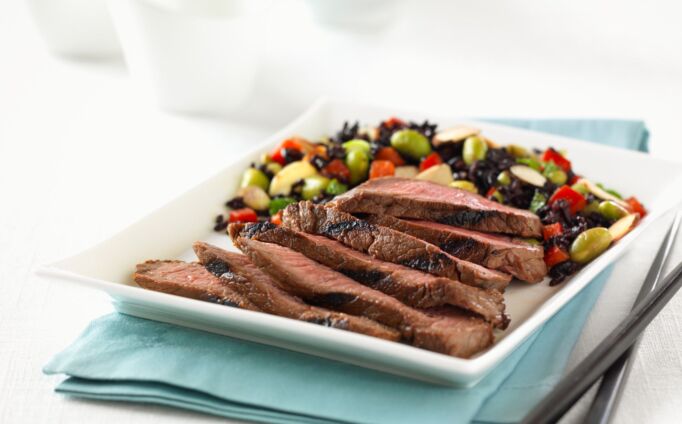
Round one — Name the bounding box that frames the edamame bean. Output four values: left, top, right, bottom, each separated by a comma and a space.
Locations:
265, 162, 282, 175
598, 200, 628, 221
342, 139, 371, 154
449, 180, 478, 193
570, 227, 613, 264
240, 168, 270, 191
325, 179, 348, 195
302, 175, 330, 200
506, 144, 530, 158
463, 136, 488, 165
497, 171, 511, 186
390, 129, 432, 160
240, 186, 270, 210
546, 168, 567, 185
345, 149, 370, 184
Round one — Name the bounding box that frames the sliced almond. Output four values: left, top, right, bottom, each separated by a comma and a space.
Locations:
510, 165, 547, 187
579, 179, 630, 209
608, 213, 639, 241
394, 165, 419, 179
433, 125, 480, 147
483, 136, 501, 149
415, 163, 454, 186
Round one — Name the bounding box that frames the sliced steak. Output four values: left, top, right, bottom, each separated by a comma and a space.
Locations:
329, 177, 542, 237
282, 201, 511, 291
192, 242, 399, 341
134, 260, 260, 310
366, 215, 547, 283
233, 236, 494, 358
230, 222, 508, 328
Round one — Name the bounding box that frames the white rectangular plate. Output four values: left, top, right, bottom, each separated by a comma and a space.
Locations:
38, 99, 682, 387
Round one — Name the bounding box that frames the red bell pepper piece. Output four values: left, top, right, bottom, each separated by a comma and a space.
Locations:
568, 174, 581, 186
541, 148, 572, 172
369, 160, 395, 179
270, 138, 304, 165
419, 152, 443, 172
544, 245, 570, 268
625, 196, 646, 217
549, 185, 586, 215
374, 147, 406, 166
543, 222, 563, 240
321, 159, 351, 183
229, 208, 258, 223
270, 210, 283, 226
383, 116, 406, 129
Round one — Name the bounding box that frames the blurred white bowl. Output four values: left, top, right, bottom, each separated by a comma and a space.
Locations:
108, 0, 269, 116
26, 0, 121, 58
305, 0, 404, 30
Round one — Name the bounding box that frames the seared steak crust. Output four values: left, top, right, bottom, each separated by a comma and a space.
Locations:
366, 215, 547, 283
282, 201, 511, 291
233, 236, 494, 358
329, 177, 543, 237
230, 222, 508, 328
192, 242, 400, 341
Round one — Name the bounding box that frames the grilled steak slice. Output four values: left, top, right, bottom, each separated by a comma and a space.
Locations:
366, 215, 547, 283
232, 236, 494, 358
282, 201, 511, 291
193, 242, 400, 341
230, 222, 508, 328
329, 177, 542, 238
134, 260, 259, 310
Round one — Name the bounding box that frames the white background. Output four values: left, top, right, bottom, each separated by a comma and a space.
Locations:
1, 0, 681, 423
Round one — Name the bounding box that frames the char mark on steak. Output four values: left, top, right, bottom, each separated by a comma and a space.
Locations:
229, 222, 509, 328
328, 177, 542, 238
231, 236, 495, 358
365, 215, 547, 283
281, 201, 511, 291
192, 242, 400, 341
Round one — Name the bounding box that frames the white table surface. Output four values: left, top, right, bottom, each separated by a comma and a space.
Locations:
1, 1, 681, 423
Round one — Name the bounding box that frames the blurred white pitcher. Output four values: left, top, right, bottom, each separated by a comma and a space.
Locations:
108, 0, 269, 116
27, 0, 121, 58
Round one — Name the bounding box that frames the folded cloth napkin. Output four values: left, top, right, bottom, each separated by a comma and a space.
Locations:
44, 119, 649, 424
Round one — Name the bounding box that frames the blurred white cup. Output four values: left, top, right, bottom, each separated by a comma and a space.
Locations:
305, 0, 404, 30
108, 0, 269, 116
26, 0, 122, 58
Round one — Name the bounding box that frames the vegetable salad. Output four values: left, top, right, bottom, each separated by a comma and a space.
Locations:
217, 117, 646, 285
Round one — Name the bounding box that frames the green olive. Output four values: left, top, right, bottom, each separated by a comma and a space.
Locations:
546, 168, 567, 185
345, 149, 370, 185
240, 168, 270, 191
570, 227, 613, 264
449, 180, 478, 193
390, 129, 432, 160
463, 136, 488, 165
496, 171, 511, 186
302, 175, 330, 200
506, 144, 530, 158
597, 200, 628, 221
265, 162, 282, 175
342, 139, 371, 154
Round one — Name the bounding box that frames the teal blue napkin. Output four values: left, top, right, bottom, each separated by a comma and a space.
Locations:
44, 119, 649, 424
